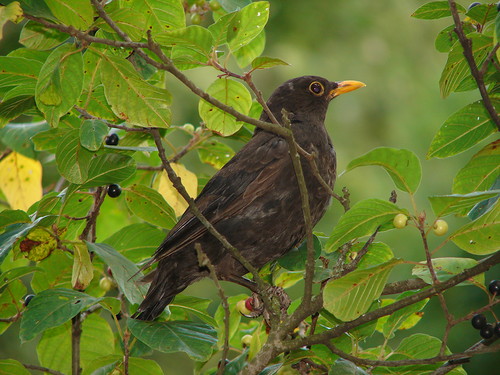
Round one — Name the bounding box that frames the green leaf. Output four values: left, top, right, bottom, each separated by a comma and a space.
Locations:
0, 2, 22, 39
87, 242, 147, 305
169, 295, 216, 326
19, 21, 68, 50
251, 56, 289, 71
0, 359, 31, 375
227, 1, 269, 52
450, 200, 500, 255
79, 119, 108, 151
382, 292, 429, 338
453, 140, 500, 193
125, 184, 177, 229
233, 30, 266, 68
19, 288, 102, 342
0, 96, 36, 128
55, 129, 94, 184
0, 280, 26, 335
81, 153, 136, 188
389, 333, 441, 360
277, 235, 321, 271
95, 8, 147, 42
30, 251, 73, 293
0, 56, 42, 94
218, 0, 252, 12
208, 11, 237, 46
35, 44, 84, 127
71, 243, 94, 290
99, 53, 172, 128
127, 0, 185, 33
199, 78, 252, 136
32, 128, 70, 152
37, 314, 115, 374
197, 139, 235, 169
0, 121, 49, 158
412, 258, 484, 287
0, 216, 47, 265
465, 3, 498, 25
0, 266, 41, 289
45, 0, 93, 30
346, 147, 421, 193
104, 223, 164, 263
411, 1, 465, 20
0, 209, 30, 230
429, 190, 500, 217
468, 177, 500, 220
439, 34, 492, 98
325, 199, 405, 252
155, 25, 214, 57
323, 259, 402, 321
128, 319, 217, 361
354, 242, 394, 269
435, 24, 475, 53
428, 97, 499, 158
328, 359, 369, 375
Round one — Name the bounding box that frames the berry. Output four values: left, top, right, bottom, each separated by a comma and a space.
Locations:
480, 323, 494, 339
245, 297, 254, 312
209, 0, 222, 11
105, 133, 119, 146
432, 219, 448, 236
107, 184, 122, 198
99, 277, 114, 292
488, 280, 500, 295
468, 2, 481, 10
24, 294, 35, 306
494, 322, 500, 337
236, 299, 252, 315
190, 13, 202, 25
182, 123, 195, 133
241, 334, 253, 346
471, 313, 487, 329
393, 213, 408, 229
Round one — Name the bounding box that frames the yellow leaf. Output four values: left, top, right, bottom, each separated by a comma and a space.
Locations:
72, 243, 94, 291
16, 228, 56, 261
0, 152, 42, 211
154, 163, 197, 217
0, 2, 23, 39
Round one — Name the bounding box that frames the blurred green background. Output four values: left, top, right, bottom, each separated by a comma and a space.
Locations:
0, 0, 498, 373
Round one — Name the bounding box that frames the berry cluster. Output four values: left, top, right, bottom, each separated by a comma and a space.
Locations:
470, 280, 500, 340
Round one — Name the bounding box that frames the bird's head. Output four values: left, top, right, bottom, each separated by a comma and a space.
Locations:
262, 76, 365, 124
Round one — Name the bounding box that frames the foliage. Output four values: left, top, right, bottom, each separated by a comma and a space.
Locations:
0, 1, 498, 375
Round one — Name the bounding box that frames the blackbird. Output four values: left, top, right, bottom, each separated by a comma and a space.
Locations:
133, 76, 365, 320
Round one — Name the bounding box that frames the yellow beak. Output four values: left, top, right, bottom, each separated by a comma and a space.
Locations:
329, 80, 366, 99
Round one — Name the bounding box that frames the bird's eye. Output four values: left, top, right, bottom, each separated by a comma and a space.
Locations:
309, 81, 324, 96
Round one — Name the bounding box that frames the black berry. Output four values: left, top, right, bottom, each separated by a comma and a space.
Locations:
468, 2, 481, 10
494, 322, 500, 337
471, 314, 487, 329
107, 184, 122, 198
480, 323, 494, 339
24, 294, 35, 306
105, 133, 119, 146
488, 280, 500, 295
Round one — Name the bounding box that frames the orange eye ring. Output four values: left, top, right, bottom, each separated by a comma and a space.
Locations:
309, 81, 324, 96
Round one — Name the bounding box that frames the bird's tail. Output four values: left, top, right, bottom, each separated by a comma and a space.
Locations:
131, 267, 178, 320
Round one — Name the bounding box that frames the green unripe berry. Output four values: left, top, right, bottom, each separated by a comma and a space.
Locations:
432, 219, 448, 236
393, 213, 408, 229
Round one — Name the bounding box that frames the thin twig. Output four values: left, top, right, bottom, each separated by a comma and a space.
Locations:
23, 364, 65, 375
71, 313, 82, 375
447, 0, 500, 130
79, 186, 106, 242
123, 329, 130, 375
195, 244, 230, 375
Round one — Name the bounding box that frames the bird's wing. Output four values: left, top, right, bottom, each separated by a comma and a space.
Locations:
151, 132, 290, 262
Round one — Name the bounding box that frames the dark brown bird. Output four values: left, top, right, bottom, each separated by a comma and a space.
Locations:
133, 76, 365, 320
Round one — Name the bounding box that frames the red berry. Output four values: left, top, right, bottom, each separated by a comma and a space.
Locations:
245, 297, 254, 312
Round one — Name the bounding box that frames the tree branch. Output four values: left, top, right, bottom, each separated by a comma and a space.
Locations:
23, 364, 65, 375
71, 313, 82, 375
447, 0, 500, 130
